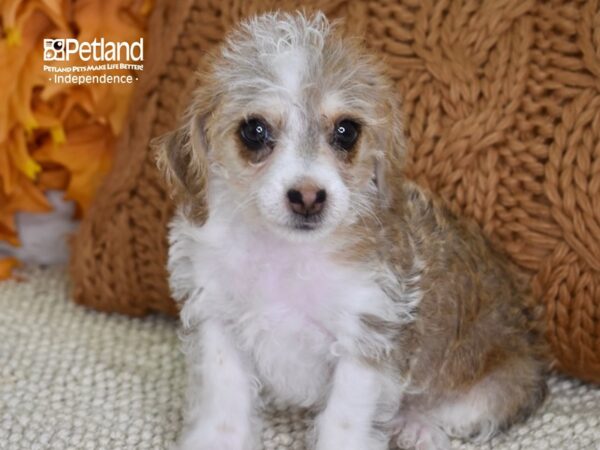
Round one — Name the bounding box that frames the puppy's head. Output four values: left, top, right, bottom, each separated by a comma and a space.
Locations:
156, 12, 405, 241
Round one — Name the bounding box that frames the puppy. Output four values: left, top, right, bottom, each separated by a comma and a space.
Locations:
155, 12, 547, 450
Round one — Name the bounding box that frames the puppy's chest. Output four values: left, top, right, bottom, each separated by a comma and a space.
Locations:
189, 227, 389, 403
195, 231, 375, 333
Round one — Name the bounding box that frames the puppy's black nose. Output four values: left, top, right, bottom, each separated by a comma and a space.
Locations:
287, 183, 327, 216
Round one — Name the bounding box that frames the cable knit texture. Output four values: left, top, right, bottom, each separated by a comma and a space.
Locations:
70, 0, 600, 382
1, 268, 600, 449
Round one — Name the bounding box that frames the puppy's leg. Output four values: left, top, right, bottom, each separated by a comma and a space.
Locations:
393, 412, 450, 450
394, 357, 546, 450
428, 357, 547, 442
315, 358, 398, 450
177, 319, 259, 450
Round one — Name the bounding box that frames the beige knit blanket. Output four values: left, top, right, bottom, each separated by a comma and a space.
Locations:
0, 268, 598, 450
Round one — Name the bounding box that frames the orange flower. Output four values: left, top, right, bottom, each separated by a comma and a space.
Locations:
34, 122, 115, 215
0, 257, 20, 279
0, 0, 152, 279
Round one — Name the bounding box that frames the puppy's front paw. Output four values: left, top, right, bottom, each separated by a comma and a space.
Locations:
393, 414, 450, 450
315, 434, 388, 450
176, 418, 258, 450
314, 418, 388, 450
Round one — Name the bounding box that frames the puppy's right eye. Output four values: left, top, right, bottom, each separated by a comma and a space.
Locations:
332, 119, 360, 152
239, 118, 271, 151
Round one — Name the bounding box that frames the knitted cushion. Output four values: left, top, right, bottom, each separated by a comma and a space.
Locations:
70, 0, 600, 383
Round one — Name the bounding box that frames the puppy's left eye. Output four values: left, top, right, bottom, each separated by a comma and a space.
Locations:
239, 118, 271, 151
332, 119, 360, 151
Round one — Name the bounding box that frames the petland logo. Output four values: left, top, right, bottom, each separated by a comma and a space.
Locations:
43, 38, 144, 85
43, 38, 144, 62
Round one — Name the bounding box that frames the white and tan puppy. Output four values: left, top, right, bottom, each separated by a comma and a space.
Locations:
155, 12, 547, 450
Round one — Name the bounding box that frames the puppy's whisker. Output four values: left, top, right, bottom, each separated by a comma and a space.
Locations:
351, 195, 383, 228
349, 205, 370, 229
349, 200, 378, 229
231, 191, 259, 217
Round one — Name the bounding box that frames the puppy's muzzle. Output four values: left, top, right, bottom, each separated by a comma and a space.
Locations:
286, 181, 327, 219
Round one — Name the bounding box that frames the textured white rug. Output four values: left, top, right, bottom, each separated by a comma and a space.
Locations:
0, 268, 599, 450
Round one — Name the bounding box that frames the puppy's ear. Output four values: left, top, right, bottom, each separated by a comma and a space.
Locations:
153, 114, 209, 223
375, 93, 407, 207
